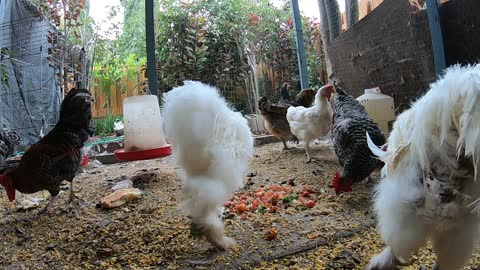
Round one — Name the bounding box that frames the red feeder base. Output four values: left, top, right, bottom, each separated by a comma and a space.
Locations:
114, 145, 172, 161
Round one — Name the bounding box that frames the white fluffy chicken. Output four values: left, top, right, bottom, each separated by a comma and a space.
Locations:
286, 85, 335, 162
365, 64, 480, 270
162, 81, 254, 250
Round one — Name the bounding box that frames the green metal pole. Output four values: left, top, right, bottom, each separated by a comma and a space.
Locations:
290, 0, 309, 89
426, 0, 446, 75
145, 0, 159, 98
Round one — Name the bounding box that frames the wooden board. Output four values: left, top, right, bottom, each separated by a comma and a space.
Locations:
327, 0, 435, 113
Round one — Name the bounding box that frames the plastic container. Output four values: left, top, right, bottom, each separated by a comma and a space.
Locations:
245, 114, 266, 134
123, 95, 168, 151
356, 87, 395, 136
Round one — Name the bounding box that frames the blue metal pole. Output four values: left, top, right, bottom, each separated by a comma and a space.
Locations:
145, 0, 159, 98
290, 0, 309, 89
426, 0, 446, 75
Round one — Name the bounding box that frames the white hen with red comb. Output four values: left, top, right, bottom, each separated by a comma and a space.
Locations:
286, 85, 335, 163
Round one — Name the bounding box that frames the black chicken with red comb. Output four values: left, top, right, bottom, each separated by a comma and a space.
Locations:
0, 88, 94, 212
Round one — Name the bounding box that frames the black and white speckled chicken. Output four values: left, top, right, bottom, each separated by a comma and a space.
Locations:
330, 85, 385, 194
0, 129, 20, 170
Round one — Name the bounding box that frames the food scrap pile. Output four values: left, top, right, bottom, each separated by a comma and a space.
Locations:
224, 182, 317, 219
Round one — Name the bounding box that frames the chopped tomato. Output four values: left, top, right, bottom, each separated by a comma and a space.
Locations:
300, 191, 310, 198
255, 190, 265, 197
306, 200, 316, 208
236, 203, 247, 213
265, 228, 278, 240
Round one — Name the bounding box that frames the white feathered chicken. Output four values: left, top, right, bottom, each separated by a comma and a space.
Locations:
286, 85, 335, 162
162, 81, 254, 250
365, 64, 480, 270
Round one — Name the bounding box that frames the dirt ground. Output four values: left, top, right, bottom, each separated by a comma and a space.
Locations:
1, 141, 480, 269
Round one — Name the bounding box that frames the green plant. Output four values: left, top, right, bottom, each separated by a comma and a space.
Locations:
93, 115, 123, 136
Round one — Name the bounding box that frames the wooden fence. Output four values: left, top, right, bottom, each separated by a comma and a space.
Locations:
91, 73, 146, 118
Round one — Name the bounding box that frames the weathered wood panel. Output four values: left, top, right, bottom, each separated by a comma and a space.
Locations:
327, 0, 435, 112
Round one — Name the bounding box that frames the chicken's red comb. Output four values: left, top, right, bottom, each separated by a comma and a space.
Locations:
332, 171, 352, 194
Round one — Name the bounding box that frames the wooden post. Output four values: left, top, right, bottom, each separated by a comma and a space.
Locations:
145, 0, 159, 98
290, 0, 309, 89
426, 0, 446, 75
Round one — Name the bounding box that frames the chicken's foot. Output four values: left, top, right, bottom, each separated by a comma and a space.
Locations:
66, 181, 86, 211
37, 195, 59, 215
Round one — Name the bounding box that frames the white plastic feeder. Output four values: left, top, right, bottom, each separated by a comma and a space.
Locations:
115, 95, 171, 161
356, 87, 395, 136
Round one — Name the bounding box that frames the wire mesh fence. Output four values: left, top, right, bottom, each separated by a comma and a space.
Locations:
0, 1, 84, 147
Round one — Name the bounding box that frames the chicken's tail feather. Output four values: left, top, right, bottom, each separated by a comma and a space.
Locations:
367, 131, 388, 161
